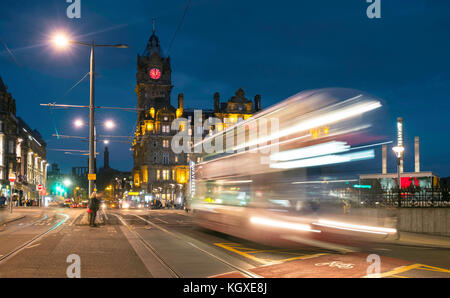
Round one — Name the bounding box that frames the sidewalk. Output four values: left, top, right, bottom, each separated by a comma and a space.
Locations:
391, 231, 450, 249
0, 208, 26, 225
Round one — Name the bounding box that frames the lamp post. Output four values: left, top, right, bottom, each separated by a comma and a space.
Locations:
52, 34, 128, 196
392, 146, 404, 207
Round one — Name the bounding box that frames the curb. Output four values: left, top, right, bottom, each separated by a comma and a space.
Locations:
0, 215, 26, 226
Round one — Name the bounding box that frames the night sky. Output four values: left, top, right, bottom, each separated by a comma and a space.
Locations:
0, 0, 449, 177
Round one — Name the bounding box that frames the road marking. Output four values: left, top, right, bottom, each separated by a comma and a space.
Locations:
214, 243, 271, 265
372, 264, 422, 278
415, 264, 450, 273
155, 218, 169, 224
315, 261, 355, 269
373, 263, 450, 278
214, 242, 328, 266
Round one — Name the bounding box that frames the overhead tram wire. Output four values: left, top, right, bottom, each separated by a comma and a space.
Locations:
167, 0, 192, 54
0, 37, 61, 138
61, 72, 90, 98
41, 103, 143, 112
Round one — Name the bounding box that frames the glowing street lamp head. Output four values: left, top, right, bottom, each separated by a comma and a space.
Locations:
74, 119, 84, 127
105, 120, 115, 129
52, 34, 70, 49
103, 140, 110, 145
63, 179, 72, 186
392, 146, 404, 158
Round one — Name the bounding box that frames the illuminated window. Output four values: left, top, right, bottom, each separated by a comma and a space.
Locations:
146, 123, 153, 132
162, 170, 169, 180
8, 140, 14, 154
162, 125, 170, 133
175, 155, 178, 163
157, 170, 160, 180
162, 153, 169, 165
143, 167, 148, 183
163, 139, 169, 148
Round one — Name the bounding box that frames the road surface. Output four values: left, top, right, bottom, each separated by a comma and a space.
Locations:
0, 207, 449, 278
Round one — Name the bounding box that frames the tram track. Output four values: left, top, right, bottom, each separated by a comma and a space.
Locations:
114, 212, 261, 278
0, 213, 70, 265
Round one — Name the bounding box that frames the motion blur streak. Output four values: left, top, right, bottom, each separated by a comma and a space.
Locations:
313, 219, 397, 235
216, 180, 252, 185
232, 97, 381, 151
270, 141, 350, 161
250, 217, 320, 233
270, 149, 375, 169
277, 100, 381, 140
189, 88, 393, 249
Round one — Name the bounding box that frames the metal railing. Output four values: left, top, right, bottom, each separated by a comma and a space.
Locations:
353, 187, 450, 208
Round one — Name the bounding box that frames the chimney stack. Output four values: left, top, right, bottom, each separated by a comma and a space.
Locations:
214, 92, 220, 111
178, 93, 184, 110
254, 94, 261, 111
104, 146, 109, 169
415, 136, 420, 172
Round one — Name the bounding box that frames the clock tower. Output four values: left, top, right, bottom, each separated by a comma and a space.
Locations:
132, 26, 189, 205
135, 27, 174, 123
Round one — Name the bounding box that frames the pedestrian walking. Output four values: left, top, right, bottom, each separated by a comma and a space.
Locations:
88, 191, 100, 227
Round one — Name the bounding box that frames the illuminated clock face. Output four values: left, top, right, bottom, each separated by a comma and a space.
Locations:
149, 68, 161, 80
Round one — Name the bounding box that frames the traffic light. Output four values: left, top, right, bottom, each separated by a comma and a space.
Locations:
55, 183, 66, 195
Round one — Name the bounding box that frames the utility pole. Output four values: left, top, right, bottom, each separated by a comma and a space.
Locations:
88, 42, 95, 196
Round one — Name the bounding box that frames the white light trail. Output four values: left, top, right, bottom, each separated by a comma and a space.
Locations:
270, 141, 350, 162
232, 99, 381, 152
250, 216, 320, 232
313, 219, 397, 235
270, 150, 375, 169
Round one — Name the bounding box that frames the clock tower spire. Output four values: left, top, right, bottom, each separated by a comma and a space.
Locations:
135, 25, 174, 123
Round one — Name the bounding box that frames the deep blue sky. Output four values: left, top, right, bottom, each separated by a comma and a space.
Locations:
0, 0, 449, 176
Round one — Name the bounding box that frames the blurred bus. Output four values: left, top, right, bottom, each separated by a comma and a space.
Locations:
189, 88, 397, 248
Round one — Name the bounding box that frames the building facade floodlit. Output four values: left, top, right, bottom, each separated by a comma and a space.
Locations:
0, 75, 47, 205
131, 28, 262, 207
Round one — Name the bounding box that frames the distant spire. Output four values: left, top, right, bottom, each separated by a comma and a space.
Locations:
0, 75, 7, 93
143, 18, 163, 57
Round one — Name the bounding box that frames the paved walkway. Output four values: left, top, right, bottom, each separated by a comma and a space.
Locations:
0, 208, 26, 225
393, 231, 450, 248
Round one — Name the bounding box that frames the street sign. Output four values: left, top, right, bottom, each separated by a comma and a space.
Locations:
37, 184, 43, 190
88, 174, 96, 181
8, 173, 16, 183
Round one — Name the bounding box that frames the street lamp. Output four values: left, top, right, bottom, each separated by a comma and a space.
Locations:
52, 32, 128, 197
392, 145, 404, 207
